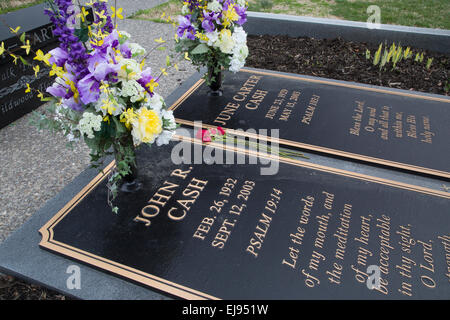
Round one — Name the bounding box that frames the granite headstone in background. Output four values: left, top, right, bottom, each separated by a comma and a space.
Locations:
0, 3, 58, 129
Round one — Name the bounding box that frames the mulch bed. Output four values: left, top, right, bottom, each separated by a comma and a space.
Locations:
0, 274, 71, 300
247, 35, 450, 96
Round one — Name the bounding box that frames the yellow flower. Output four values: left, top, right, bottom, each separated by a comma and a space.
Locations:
21, 40, 31, 55
33, 65, 40, 77
0, 42, 5, 55
25, 83, 31, 93
95, 10, 106, 20
111, 7, 124, 19
154, 37, 165, 44
37, 90, 44, 100
9, 26, 21, 34
49, 64, 64, 77
184, 52, 191, 61
34, 49, 51, 66
10, 54, 18, 65
101, 99, 117, 115
160, 68, 168, 76
131, 108, 162, 144
223, 4, 238, 27
145, 79, 159, 93
120, 108, 138, 129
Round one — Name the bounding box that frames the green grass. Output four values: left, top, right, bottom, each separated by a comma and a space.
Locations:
331, 0, 450, 29
132, 0, 450, 30
0, 0, 45, 15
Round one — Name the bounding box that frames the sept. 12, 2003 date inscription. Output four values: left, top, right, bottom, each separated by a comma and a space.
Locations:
192, 177, 283, 255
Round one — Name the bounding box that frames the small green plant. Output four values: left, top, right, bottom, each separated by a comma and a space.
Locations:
368, 42, 429, 71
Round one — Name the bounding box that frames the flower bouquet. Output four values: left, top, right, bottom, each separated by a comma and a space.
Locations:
174, 0, 249, 95
4, 0, 177, 213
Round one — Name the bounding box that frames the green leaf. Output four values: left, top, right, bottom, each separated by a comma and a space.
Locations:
74, 28, 89, 43
191, 43, 209, 55
157, 46, 167, 51
19, 32, 26, 43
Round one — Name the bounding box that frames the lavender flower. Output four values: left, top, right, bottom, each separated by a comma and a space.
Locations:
177, 15, 196, 40
201, 10, 221, 33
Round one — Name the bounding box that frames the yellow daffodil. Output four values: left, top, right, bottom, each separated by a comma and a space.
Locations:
20, 40, 31, 55
111, 7, 124, 19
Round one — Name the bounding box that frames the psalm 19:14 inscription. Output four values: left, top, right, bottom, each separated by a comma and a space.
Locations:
40, 139, 450, 299
170, 69, 450, 178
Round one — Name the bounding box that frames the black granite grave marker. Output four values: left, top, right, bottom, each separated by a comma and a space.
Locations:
169, 68, 450, 179
0, 4, 59, 128
39, 137, 450, 299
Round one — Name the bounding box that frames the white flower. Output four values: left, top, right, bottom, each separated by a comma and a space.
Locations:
229, 57, 245, 73
207, 0, 223, 12
119, 30, 131, 41
232, 27, 247, 45
95, 90, 125, 116
217, 30, 235, 54
161, 109, 176, 130
206, 30, 219, 47
121, 79, 145, 102
156, 130, 174, 146
146, 93, 164, 112
117, 58, 141, 80
128, 43, 146, 57
236, 0, 246, 6
78, 112, 103, 139
181, 4, 189, 14
233, 43, 249, 60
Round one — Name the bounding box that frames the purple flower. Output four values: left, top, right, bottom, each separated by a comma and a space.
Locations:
177, 15, 196, 40
63, 97, 83, 112
78, 75, 100, 105
92, 62, 119, 82
120, 43, 132, 59
234, 5, 247, 25
201, 10, 220, 33
46, 82, 67, 98
137, 67, 158, 96
48, 47, 69, 67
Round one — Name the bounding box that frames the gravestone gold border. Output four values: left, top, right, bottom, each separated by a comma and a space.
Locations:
39, 135, 449, 300
169, 68, 450, 179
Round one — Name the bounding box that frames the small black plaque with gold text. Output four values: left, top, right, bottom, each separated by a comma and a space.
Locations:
39, 138, 450, 299
170, 68, 450, 179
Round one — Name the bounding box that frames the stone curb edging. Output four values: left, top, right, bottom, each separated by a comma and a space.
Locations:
245, 12, 450, 54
